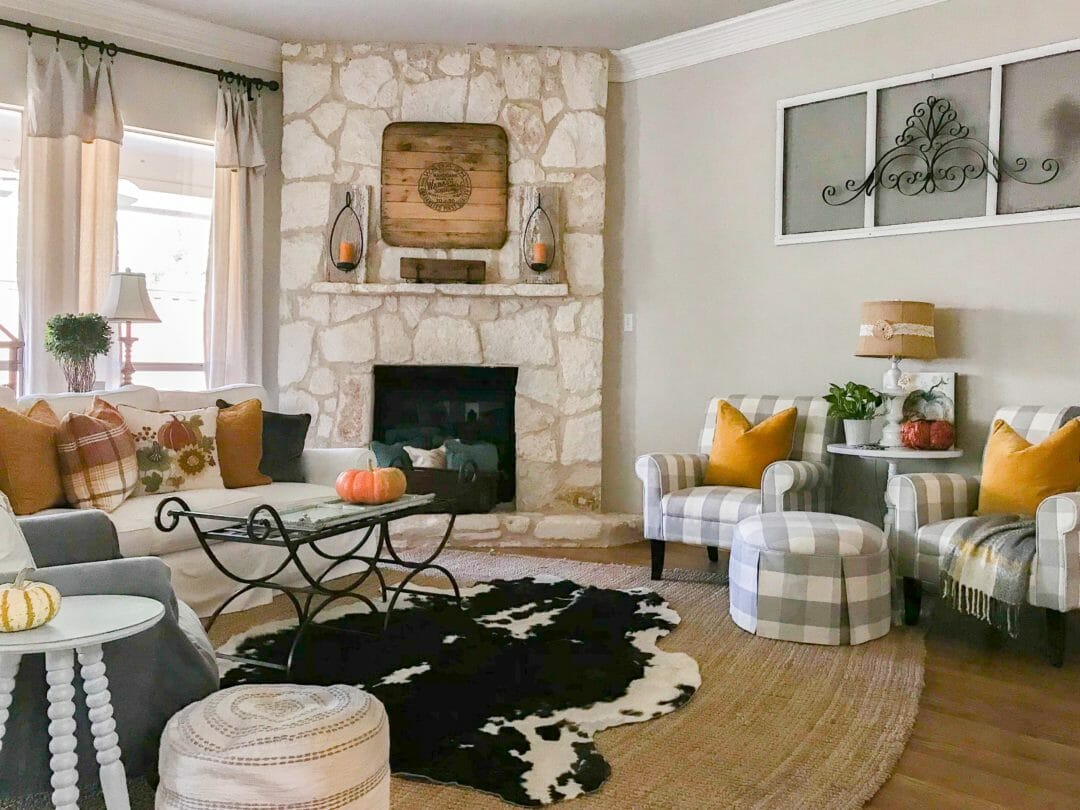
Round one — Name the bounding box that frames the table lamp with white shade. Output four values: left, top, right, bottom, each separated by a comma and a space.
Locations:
98, 268, 160, 387
855, 300, 937, 448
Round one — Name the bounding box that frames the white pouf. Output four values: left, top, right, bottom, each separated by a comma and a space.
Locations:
157, 683, 390, 809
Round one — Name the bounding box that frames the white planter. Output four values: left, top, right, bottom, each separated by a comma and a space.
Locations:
843, 419, 874, 446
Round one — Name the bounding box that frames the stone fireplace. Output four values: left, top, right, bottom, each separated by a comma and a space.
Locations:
276, 41, 638, 544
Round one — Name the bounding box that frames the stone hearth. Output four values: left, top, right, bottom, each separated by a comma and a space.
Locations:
277, 42, 614, 528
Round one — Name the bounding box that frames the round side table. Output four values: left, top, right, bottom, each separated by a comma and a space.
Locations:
0, 594, 165, 810
826, 443, 963, 480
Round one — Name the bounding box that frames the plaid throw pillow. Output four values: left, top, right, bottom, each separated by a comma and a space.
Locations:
56, 412, 138, 512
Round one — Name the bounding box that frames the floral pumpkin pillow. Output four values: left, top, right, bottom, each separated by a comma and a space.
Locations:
118, 405, 224, 496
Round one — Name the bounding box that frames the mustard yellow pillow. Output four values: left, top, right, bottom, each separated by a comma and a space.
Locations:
704, 401, 798, 488
0, 406, 67, 515
216, 399, 273, 489
978, 419, 1080, 517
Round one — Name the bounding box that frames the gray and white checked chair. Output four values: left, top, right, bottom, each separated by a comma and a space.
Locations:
887, 404, 1080, 666
635, 395, 835, 580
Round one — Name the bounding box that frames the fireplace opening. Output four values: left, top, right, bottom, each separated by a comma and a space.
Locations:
372, 365, 518, 511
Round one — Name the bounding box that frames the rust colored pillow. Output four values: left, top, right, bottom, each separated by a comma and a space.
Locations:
56, 412, 138, 511
0, 407, 67, 515
88, 397, 126, 429
23, 400, 61, 428
216, 399, 272, 488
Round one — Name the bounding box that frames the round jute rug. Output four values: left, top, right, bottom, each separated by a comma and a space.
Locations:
209, 550, 925, 810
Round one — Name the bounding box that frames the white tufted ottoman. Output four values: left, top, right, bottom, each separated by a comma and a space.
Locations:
729, 512, 891, 645
156, 684, 390, 810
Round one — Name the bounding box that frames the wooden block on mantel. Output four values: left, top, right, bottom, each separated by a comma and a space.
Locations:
400, 258, 486, 284
381, 122, 509, 249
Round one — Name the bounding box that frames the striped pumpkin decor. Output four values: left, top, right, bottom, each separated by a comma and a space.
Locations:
0, 571, 61, 632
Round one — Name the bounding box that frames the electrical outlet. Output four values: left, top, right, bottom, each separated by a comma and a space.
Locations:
623, 313, 635, 333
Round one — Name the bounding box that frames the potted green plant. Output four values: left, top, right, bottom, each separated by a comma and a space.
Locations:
44, 313, 113, 393
824, 381, 884, 446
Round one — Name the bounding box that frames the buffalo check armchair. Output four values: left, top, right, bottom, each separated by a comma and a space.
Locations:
636, 395, 835, 580
886, 405, 1080, 666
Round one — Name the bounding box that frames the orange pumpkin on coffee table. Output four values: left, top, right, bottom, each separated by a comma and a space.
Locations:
335, 463, 407, 505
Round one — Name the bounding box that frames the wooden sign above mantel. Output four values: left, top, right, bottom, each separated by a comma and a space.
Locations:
381, 122, 509, 249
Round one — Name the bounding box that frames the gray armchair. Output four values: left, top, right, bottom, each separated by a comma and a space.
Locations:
886, 404, 1080, 666
1, 510, 218, 797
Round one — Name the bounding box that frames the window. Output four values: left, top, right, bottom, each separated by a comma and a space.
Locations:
116, 129, 214, 390
0, 107, 20, 390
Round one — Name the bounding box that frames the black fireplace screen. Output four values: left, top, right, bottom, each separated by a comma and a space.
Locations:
372, 365, 518, 504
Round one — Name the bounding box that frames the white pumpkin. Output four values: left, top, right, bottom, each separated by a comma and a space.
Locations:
0, 570, 61, 632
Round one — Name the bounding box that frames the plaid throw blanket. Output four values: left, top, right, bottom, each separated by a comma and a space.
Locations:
941, 514, 1036, 636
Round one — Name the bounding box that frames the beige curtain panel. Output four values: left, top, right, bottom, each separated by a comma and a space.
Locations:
205, 85, 266, 388
18, 47, 123, 394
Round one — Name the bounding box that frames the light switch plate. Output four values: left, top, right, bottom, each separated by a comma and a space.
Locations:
623, 314, 635, 333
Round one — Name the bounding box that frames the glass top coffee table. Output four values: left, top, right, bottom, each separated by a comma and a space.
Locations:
154, 492, 459, 677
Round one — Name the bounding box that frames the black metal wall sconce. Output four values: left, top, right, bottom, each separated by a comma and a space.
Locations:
329, 190, 365, 272
823, 96, 1060, 206
522, 189, 556, 273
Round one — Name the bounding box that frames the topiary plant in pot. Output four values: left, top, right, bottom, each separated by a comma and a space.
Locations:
824, 381, 884, 446
45, 313, 113, 393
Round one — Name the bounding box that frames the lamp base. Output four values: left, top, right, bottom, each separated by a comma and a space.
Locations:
880, 357, 905, 448
118, 321, 137, 387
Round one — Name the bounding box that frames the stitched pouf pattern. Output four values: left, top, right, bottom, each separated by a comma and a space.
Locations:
729, 512, 891, 645
156, 684, 390, 810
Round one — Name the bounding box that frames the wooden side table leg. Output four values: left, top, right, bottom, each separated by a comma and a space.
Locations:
0, 653, 20, 756
45, 648, 79, 810
78, 644, 130, 810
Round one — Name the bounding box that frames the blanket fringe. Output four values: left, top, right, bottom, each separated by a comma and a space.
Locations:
942, 576, 1021, 637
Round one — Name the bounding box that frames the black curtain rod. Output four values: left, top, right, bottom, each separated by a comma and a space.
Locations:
0, 18, 280, 94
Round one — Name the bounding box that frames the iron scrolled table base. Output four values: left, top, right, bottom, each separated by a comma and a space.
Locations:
154, 495, 460, 679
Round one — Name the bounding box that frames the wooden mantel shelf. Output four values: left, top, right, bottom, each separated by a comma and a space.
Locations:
310, 282, 570, 298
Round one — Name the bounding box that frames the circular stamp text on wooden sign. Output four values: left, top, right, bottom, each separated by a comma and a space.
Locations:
418, 162, 473, 212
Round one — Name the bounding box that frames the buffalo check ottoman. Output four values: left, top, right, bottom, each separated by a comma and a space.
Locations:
729, 512, 891, 645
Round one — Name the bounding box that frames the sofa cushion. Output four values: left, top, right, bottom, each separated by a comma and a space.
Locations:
159, 384, 268, 411
0, 406, 67, 515
17, 385, 160, 419
120, 405, 225, 497
216, 400, 272, 488
112, 482, 338, 557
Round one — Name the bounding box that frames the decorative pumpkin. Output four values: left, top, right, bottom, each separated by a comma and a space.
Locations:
336, 462, 407, 505
928, 420, 956, 450
901, 420, 931, 450
158, 416, 198, 451
901, 419, 955, 450
0, 570, 61, 633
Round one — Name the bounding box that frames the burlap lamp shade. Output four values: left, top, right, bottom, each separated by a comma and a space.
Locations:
855, 301, 936, 360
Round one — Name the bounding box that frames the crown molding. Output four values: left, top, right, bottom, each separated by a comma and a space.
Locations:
609, 0, 948, 83
0, 0, 281, 74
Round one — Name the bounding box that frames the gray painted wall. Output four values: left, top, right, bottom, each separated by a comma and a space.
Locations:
604, 0, 1080, 521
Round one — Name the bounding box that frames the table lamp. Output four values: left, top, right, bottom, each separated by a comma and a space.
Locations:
99, 268, 161, 387
855, 300, 937, 447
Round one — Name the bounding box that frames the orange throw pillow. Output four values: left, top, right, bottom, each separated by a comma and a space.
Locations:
978, 418, 1080, 517
56, 412, 138, 512
216, 399, 272, 488
704, 401, 798, 489
0, 406, 67, 515
23, 400, 61, 428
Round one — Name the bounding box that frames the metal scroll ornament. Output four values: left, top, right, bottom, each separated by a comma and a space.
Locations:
328, 191, 365, 272
822, 96, 1060, 206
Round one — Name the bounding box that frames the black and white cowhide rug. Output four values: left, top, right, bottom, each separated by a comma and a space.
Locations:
218, 576, 700, 806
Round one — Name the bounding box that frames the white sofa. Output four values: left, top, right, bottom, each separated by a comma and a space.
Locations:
6, 383, 375, 618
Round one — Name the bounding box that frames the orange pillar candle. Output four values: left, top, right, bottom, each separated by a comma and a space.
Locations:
531, 241, 549, 266
338, 241, 357, 265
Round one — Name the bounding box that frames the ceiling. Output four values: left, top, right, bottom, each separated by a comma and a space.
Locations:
122, 0, 789, 50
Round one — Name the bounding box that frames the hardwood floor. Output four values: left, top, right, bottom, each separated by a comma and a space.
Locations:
499, 542, 1080, 809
